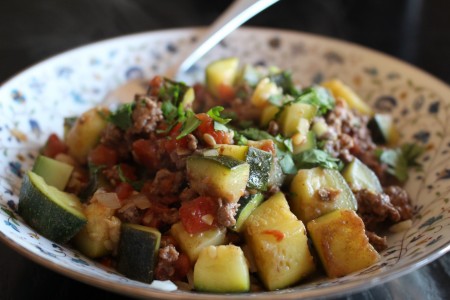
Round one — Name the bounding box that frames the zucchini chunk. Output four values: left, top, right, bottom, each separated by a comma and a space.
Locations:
342, 158, 383, 193
170, 222, 226, 263
194, 245, 250, 293
277, 102, 317, 137
216, 144, 249, 161
246, 147, 273, 191
251, 77, 282, 107
116, 223, 161, 283
260, 104, 280, 127
73, 202, 121, 258
187, 155, 250, 203
293, 131, 316, 154
321, 79, 374, 116
245, 192, 315, 291
65, 106, 109, 164
18, 171, 87, 243
307, 209, 380, 278
231, 193, 264, 232
32, 155, 74, 190
205, 57, 239, 97
368, 113, 400, 145
289, 167, 357, 223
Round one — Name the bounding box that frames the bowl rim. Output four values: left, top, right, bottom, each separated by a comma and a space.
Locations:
1, 26, 450, 300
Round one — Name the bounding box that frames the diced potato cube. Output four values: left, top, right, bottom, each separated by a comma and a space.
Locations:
321, 79, 373, 116
307, 209, 380, 277
170, 222, 227, 263
245, 192, 315, 290
194, 245, 250, 292
260, 104, 280, 127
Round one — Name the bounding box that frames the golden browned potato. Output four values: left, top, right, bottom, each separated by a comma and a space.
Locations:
307, 209, 380, 278
245, 192, 315, 291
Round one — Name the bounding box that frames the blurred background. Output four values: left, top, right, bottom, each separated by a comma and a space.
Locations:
0, 0, 449, 299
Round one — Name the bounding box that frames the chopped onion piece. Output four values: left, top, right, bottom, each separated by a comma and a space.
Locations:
389, 219, 413, 233
131, 193, 151, 209
96, 192, 121, 209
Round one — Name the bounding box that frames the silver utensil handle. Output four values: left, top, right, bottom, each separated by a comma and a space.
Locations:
168, 0, 280, 78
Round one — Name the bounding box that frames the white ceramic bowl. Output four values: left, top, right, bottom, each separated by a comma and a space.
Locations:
1, 27, 450, 299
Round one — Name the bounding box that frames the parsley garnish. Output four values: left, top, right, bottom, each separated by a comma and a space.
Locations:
377, 143, 425, 182
293, 149, 343, 170
107, 103, 135, 130
176, 111, 201, 140
269, 71, 301, 96
207, 106, 232, 124
295, 86, 335, 115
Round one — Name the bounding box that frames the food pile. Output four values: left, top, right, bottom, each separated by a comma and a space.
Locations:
18, 58, 423, 292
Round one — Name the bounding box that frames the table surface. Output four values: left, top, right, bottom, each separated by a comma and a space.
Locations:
1, 0, 450, 299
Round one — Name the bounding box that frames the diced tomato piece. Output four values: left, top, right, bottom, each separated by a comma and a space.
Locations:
195, 113, 233, 145
262, 229, 285, 242
141, 202, 173, 229
217, 83, 235, 101
115, 182, 134, 200
118, 163, 137, 181
149, 76, 163, 97
174, 253, 191, 279
132, 139, 160, 170
88, 144, 118, 167
258, 140, 276, 155
179, 196, 218, 234
42, 133, 68, 158
164, 122, 189, 152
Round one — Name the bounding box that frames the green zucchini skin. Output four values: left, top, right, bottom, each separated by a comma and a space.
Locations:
32, 155, 74, 190
246, 147, 273, 191
232, 193, 264, 232
117, 223, 161, 283
18, 171, 87, 243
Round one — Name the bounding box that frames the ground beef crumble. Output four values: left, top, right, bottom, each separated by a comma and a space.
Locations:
155, 244, 180, 280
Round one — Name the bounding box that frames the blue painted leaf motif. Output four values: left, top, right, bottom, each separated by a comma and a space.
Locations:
70, 91, 85, 104
29, 119, 41, 136
71, 258, 89, 266
364, 67, 378, 76
312, 72, 324, 84
57, 67, 73, 78
11, 89, 26, 103
324, 51, 343, 64
419, 215, 443, 229
374, 96, 397, 112
166, 43, 178, 53
413, 131, 430, 144
410, 234, 422, 243
428, 101, 440, 113
426, 235, 442, 247
125, 66, 144, 80
4, 220, 19, 232
437, 169, 450, 180
8, 161, 22, 178
413, 95, 424, 111
268, 37, 281, 49
7, 200, 17, 212
36, 246, 57, 258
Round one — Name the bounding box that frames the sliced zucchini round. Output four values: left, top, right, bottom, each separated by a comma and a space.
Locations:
18, 171, 87, 243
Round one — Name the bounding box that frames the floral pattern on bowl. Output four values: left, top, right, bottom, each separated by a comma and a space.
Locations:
0, 27, 449, 299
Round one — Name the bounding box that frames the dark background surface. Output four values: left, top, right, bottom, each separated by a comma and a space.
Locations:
1, 0, 450, 299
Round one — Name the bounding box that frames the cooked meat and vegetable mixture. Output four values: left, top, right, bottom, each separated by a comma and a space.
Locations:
18, 57, 423, 292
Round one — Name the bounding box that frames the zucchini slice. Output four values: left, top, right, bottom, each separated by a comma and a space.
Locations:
187, 155, 250, 203
205, 57, 239, 97
368, 113, 400, 146
194, 245, 250, 292
231, 193, 264, 232
342, 158, 383, 193
246, 147, 273, 191
289, 167, 357, 223
277, 102, 317, 137
18, 171, 87, 243
116, 223, 161, 283
32, 155, 74, 190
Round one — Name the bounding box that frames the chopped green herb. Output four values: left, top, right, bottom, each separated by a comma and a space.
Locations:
107, 103, 134, 130
213, 121, 231, 133
269, 71, 301, 96
176, 111, 201, 140
295, 86, 335, 115
278, 152, 297, 174
207, 106, 232, 124
377, 143, 425, 182
117, 165, 144, 191
293, 149, 343, 170
161, 100, 178, 123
